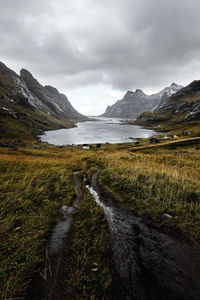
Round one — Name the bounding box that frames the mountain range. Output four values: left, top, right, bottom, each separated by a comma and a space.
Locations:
1, 60, 200, 143
101, 83, 183, 119
135, 80, 200, 131
0, 62, 87, 142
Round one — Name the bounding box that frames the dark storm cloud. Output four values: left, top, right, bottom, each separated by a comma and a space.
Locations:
1, 0, 200, 92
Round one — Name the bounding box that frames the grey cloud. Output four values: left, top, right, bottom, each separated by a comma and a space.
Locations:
1, 0, 200, 94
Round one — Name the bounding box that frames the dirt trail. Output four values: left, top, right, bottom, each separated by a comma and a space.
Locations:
88, 168, 200, 300
25, 172, 82, 300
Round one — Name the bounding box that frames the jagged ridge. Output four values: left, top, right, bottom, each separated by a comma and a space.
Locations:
135, 80, 200, 129
101, 83, 183, 119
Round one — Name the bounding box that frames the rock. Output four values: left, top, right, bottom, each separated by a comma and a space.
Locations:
178, 150, 188, 156
162, 213, 172, 219
32, 144, 43, 149
126, 151, 136, 157
150, 137, 159, 143
0, 142, 9, 147
9, 147, 17, 151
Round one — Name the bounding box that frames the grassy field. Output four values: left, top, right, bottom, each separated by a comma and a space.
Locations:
99, 139, 200, 242
0, 136, 200, 298
0, 148, 78, 298
133, 112, 200, 136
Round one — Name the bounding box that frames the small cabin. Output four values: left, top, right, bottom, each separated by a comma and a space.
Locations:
82, 144, 90, 150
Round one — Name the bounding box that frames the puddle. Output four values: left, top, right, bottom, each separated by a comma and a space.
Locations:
61, 205, 77, 214
86, 185, 115, 220
48, 211, 72, 256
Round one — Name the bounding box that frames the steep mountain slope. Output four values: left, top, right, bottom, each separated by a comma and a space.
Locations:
0, 62, 87, 143
20, 69, 85, 120
101, 83, 183, 119
135, 80, 200, 134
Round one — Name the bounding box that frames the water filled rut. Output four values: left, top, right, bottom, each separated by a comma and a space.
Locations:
26, 171, 82, 300
27, 168, 200, 300
87, 168, 200, 300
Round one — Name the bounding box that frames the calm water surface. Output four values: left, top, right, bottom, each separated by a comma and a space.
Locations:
40, 117, 156, 145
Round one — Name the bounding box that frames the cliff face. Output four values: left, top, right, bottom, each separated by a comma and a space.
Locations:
101, 84, 183, 119
0, 62, 87, 141
135, 80, 200, 129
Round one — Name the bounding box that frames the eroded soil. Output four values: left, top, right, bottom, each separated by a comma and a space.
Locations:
26, 168, 200, 300
88, 168, 200, 300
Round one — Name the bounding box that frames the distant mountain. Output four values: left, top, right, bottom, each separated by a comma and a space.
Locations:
101, 83, 183, 119
0, 62, 87, 142
135, 80, 200, 130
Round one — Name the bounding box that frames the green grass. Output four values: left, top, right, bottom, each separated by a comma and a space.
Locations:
65, 185, 113, 299
0, 157, 76, 298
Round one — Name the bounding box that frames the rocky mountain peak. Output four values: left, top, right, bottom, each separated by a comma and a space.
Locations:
0, 61, 86, 123
186, 80, 200, 91
101, 83, 183, 118
170, 82, 178, 87
20, 68, 33, 78
135, 88, 145, 96
0, 61, 19, 79
20, 69, 40, 88
0, 61, 8, 71
124, 91, 134, 97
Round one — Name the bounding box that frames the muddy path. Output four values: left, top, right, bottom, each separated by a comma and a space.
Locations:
25, 172, 82, 300
87, 168, 200, 300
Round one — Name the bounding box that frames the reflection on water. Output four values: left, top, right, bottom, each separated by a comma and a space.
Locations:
40, 117, 156, 145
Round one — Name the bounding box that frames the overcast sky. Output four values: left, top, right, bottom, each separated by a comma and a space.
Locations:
1, 0, 200, 115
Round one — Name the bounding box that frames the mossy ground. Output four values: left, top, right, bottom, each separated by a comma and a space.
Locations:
0, 136, 200, 298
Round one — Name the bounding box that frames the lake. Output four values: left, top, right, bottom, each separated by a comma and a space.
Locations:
39, 117, 156, 145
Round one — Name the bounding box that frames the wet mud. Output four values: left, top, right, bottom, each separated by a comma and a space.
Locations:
25, 172, 82, 300
88, 168, 200, 300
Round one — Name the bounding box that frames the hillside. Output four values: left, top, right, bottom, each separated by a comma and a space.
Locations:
101, 83, 183, 119
134, 80, 200, 134
0, 62, 87, 144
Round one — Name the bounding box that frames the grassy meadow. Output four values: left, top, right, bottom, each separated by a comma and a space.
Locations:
99, 138, 200, 241
0, 146, 78, 298
0, 136, 200, 298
